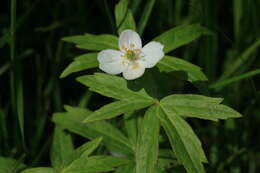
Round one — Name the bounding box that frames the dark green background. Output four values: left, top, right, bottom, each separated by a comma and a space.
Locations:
1, 0, 260, 172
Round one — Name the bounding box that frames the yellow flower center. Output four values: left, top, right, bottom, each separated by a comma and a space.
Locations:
126, 50, 139, 61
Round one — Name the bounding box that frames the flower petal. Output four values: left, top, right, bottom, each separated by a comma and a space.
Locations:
98, 49, 128, 74
122, 62, 145, 80
141, 41, 164, 68
119, 30, 142, 51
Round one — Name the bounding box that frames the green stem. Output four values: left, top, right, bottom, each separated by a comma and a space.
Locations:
104, 0, 116, 34
10, 0, 16, 112
10, 0, 26, 151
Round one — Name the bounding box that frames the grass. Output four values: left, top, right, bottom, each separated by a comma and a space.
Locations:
1, 0, 260, 172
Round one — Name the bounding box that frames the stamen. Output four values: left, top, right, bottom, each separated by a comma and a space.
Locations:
121, 55, 127, 58
123, 47, 142, 61
130, 43, 135, 48
121, 60, 129, 65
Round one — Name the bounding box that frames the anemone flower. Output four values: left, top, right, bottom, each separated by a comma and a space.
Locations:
98, 29, 164, 80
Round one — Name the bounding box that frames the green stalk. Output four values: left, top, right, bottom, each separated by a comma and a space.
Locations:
104, 0, 116, 34
137, 0, 156, 35
10, 0, 26, 151
10, 0, 16, 117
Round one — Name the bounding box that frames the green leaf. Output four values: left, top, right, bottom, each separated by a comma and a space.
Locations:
0, 109, 8, 148
66, 137, 103, 166
137, 0, 156, 35
84, 100, 153, 122
220, 38, 260, 79
10, 0, 26, 150
210, 69, 260, 90
0, 157, 26, 173
77, 73, 154, 102
157, 56, 208, 82
60, 53, 98, 78
75, 137, 102, 157
160, 94, 242, 121
136, 106, 160, 173
155, 166, 164, 173
0, 62, 10, 77
64, 105, 92, 116
52, 111, 133, 156
62, 34, 118, 50
114, 163, 136, 173
115, 0, 136, 34
124, 112, 138, 147
62, 155, 130, 173
233, 0, 243, 40
157, 106, 206, 173
50, 126, 74, 170
158, 158, 177, 171
163, 94, 223, 104
154, 24, 211, 53
17, 66, 26, 149
21, 168, 56, 173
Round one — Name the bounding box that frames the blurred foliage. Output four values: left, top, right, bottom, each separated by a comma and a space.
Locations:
0, 0, 260, 172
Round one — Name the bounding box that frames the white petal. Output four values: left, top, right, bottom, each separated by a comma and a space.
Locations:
122, 62, 145, 80
98, 49, 128, 74
119, 30, 142, 51
141, 41, 164, 68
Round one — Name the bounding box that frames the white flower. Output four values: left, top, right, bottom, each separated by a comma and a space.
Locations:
98, 29, 164, 80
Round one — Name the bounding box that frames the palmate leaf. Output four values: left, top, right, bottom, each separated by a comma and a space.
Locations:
73, 137, 102, 158
65, 137, 103, 167
52, 107, 134, 156
77, 73, 154, 122
84, 99, 153, 122
114, 163, 135, 173
154, 24, 211, 53
115, 0, 136, 34
21, 168, 57, 173
136, 106, 160, 173
157, 106, 207, 173
77, 73, 154, 102
60, 53, 98, 78
124, 112, 138, 147
157, 56, 208, 83
160, 94, 242, 121
62, 34, 118, 51
61, 155, 130, 173
0, 157, 26, 173
50, 126, 74, 170
64, 105, 92, 117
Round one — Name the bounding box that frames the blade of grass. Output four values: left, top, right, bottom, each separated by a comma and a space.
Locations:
131, 0, 142, 15
0, 108, 9, 155
0, 49, 33, 77
104, 0, 116, 34
220, 38, 260, 79
16, 67, 25, 149
174, 0, 183, 25
0, 63, 10, 77
10, 0, 26, 150
137, 0, 156, 35
233, 0, 242, 42
31, 136, 52, 167
210, 69, 260, 90
8, 153, 26, 173
78, 90, 93, 108
248, 79, 260, 107
10, 0, 16, 123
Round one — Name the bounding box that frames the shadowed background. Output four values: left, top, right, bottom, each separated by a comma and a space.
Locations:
1, 0, 260, 172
